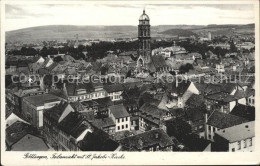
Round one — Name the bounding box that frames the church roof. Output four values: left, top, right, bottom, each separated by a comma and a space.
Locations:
139, 10, 149, 20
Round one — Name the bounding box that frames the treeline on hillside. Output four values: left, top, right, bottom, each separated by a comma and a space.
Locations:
7, 39, 254, 62
7, 40, 176, 61
177, 39, 254, 59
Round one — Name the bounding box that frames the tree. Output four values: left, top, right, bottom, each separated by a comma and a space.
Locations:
100, 65, 109, 75
20, 47, 27, 55
179, 63, 194, 74
78, 45, 85, 52
166, 118, 192, 142
250, 47, 255, 52
54, 56, 63, 63
40, 47, 48, 58
229, 40, 237, 53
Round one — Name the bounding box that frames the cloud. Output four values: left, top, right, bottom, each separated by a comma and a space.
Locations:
4, 3, 255, 31
146, 4, 254, 11
5, 4, 27, 18
5, 4, 53, 19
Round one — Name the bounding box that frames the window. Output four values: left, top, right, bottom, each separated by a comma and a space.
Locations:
248, 98, 251, 103
122, 118, 124, 122
249, 138, 252, 146
232, 148, 235, 152
131, 121, 133, 125
126, 124, 128, 128
237, 141, 241, 150
244, 140, 247, 148
122, 125, 124, 129
117, 119, 120, 123
252, 99, 255, 104
213, 127, 216, 132
126, 117, 128, 121
208, 134, 211, 139
118, 126, 120, 130
208, 125, 211, 131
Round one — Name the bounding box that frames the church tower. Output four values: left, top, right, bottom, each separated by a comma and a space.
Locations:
137, 9, 151, 68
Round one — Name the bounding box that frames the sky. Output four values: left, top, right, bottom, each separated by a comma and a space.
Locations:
5, 3, 255, 31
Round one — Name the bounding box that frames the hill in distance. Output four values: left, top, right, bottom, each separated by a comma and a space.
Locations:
6, 24, 254, 43
159, 28, 198, 37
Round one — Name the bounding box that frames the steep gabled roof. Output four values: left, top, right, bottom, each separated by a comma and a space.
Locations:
44, 101, 71, 124
230, 104, 255, 121
109, 104, 130, 119
78, 129, 119, 151
207, 111, 248, 129
6, 121, 34, 147
58, 112, 91, 138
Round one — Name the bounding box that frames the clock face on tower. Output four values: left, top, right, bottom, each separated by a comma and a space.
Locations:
137, 10, 151, 67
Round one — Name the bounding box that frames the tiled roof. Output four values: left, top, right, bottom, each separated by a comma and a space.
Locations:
65, 82, 93, 96
139, 92, 161, 107
45, 62, 56, 70
230, 104, 255, 121
44, 102, 71, 124
112, 130, 137, 141
206, 92, 236, 102
109, 104, 130, 118
58, 112, 91, 138
150, 55, 167, 69
185, 94, 204, 108
184, 108, 205, 122
70, 101, 86, 112
169, 80, 191, 96
32, 56, 43, 63
48, 89, 68, 100
207, 111, 248, 129
120, 129, 174, 151
23, 94, 61, 107
104, 84, 123, 93
91, 117, 115, 129
93, 97, 113, 110
6, 121, 34, 146
139, 103, 168, 120
215, 121, 254, 142
78, 129, 119, 151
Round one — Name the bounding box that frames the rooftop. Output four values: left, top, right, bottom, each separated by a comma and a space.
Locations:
230, 104, 255, 121
78, 129, 119, 151
207, 111, 248, 129
139, 103, 168, 120
44, 102, 72, 124
109, 104, 130, 119
104, 84, 123, 93
6, 121, 35, 147
23, 94, 61, 107
120, 129, 173, 151
58, 112, 91, 139
91, 117, 115, 129
206, 92, 236, 102
215, 121, 255, 143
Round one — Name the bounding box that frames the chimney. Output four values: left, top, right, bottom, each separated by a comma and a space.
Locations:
204, 112, 208, 138
39, 76, 45, 91
176, 76, 178, 88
